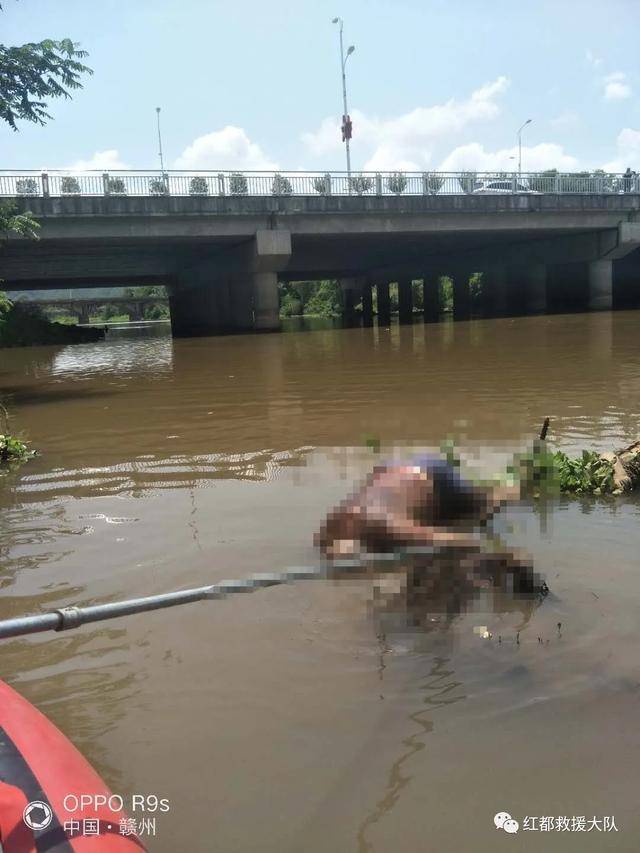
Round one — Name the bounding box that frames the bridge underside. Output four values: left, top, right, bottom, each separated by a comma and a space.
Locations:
3, 194, 640, 335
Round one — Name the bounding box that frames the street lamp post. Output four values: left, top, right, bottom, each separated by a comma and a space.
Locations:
332, 17, 355, 183
517, 119, 532, 179
155, 107, 165, 175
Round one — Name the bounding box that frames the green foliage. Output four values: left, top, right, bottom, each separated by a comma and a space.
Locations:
349, 175, 373, 195
313, 174, 331, 195
386, 171, 407, 194
0, 432, 32, 464
143, 303, 169, 320
469, 272, 483, 306
553, 450, 615, 495
0, 201, 39, 240
529, 169, 558, 192
271, 173, 292, 195
459, 171, 477, 194
229, 173, 248, 195
0, 300, 102, 346
123, 285, 167, 298
149, 177, 168, 195
60, 175, 80, 194
0, 25, 92, 131
423, 172, 444, 194
440, 276, 453, 312
16, 177, 38, 194
107, 177, 126, 194
362, 434, 381, 453
189, 176, 209, 196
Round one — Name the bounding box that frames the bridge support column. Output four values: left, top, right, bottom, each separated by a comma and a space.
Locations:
484, 265, 508, 316
361, 280, 373, 326
78, 307, 90, 325
422, 274, 440, 322
169, 230, 291, 336
398, 278, 413, 324
452, 271, 471, 320
588, 259, 613, 311
524, 263, 548, 314
229, 275, 254, 330
376, 281, 391, 326
340, 278, 360, 326
169, 277, 228, 337
253, 272, 280, 331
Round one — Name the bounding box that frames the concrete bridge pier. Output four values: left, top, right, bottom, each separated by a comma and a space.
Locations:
422, 274, 441, 322
588, 260, 613, 310
483, 265, 508, 316
228, 274, 254, 330
252, 273, 280, 331
169, 230, 291, 336
397, 278, 413, 324
377, 281, 391, 326
361, 279, 373, 326
524, 263, 548, 314
169, 277, 226, 337
78, 306, 90, 324
340, 277, 361, 326
452, 271, 471, 320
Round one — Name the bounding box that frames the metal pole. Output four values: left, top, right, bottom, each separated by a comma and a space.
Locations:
517, 119, 531, 180
339, 22, 351, 181
0, 547, 446, 640
156, 107, 165, 175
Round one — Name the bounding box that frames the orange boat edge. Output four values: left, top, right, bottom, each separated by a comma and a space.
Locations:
0, 680, 144, 852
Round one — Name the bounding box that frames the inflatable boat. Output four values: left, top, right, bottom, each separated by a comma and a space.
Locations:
0, 680, 143, 852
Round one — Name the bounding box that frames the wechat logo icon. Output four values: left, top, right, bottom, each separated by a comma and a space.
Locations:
494, 811, 519, 834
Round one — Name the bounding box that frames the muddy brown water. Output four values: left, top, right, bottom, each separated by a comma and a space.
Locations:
1, 312, 640, 852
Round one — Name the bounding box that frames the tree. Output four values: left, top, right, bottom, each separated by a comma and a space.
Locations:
0, 202, 39, 241
189, 176, 209, 196
0, 5, 92, 131
387, 172, 407, 194
271, 174, 292, 195
229, 173, 248, 195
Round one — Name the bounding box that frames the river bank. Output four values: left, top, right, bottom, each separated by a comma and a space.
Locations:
0, 298, 104, 347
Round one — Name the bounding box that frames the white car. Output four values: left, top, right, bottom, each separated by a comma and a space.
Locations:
472, 179, 538, 194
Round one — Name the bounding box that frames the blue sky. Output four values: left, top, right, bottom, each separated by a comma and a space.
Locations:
2, 0, 639, 173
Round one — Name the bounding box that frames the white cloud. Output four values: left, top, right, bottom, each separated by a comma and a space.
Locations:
174, 126, 278, 171
301, 76, 510, 171
64, 149, 130, 171
438, 142, 579, 173
602, 128, 640, 171
603, 72, 632, 101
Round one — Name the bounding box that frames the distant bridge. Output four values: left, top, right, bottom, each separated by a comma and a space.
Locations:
14, 295, 168, 324
2, 169, 640, 336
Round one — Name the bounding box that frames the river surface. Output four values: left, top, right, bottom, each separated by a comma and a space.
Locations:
1, 312, 640, 852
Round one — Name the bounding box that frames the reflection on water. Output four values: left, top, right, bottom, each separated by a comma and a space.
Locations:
2, 311, 640, 852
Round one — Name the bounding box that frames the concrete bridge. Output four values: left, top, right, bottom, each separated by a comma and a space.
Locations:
2, 169, 640, 336
11, 296, 168, 324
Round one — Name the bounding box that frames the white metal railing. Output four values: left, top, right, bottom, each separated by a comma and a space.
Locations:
1, 170, 638, 198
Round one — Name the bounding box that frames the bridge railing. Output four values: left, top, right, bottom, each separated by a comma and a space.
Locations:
1, 170, 638, 198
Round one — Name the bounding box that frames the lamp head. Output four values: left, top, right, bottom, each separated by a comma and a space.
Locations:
332, 16, 340, 23
347, 44, 355, 55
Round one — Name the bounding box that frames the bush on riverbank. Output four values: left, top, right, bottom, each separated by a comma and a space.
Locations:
0, 405, 35, 470
0, 297, 105, 347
